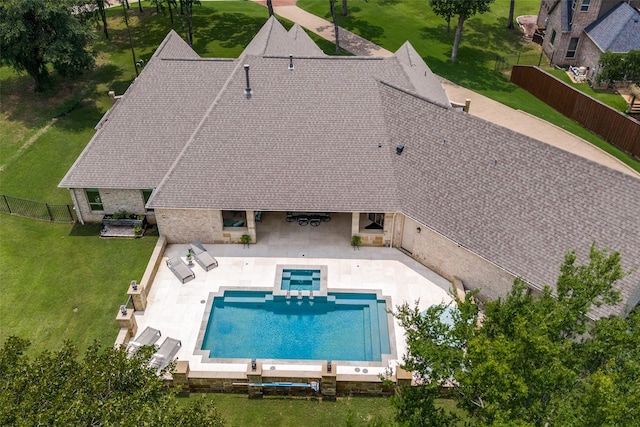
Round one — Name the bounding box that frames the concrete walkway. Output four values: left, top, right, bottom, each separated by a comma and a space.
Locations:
257, 1, 638, 177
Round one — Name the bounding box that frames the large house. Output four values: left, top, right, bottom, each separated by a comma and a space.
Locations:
536, 0, 640, 77
60, 18, 640, 320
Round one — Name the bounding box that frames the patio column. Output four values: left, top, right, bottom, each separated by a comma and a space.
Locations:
321, 361, 337, 401
247, 361, 263, 399
128, 281, 146, 311
351, 212, 360, 236
246, 210, 257, 243
116, 308, 137, 340
395, 366, 412, 387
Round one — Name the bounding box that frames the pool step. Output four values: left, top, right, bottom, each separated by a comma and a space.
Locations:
377, 302, 391, 354
368, 301, 382, 360
362, 306, 373, 361
223, 296, 267, 304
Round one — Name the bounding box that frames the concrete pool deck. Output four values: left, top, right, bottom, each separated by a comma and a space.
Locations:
133, 212, 454, 379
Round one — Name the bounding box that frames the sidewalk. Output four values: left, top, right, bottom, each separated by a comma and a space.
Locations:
258, 1, 638, 177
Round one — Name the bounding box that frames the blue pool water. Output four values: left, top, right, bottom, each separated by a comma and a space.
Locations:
201, 291, 391, 361
281, 269, 321, 291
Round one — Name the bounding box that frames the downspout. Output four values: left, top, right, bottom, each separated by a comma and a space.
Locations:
390, 212, 396, 249
70, 189, 84, 224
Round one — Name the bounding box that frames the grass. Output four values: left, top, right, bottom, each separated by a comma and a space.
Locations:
179, 394, 466, 426
0, 215, 158, 355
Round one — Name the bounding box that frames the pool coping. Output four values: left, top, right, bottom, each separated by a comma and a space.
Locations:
193, 283, 398, 370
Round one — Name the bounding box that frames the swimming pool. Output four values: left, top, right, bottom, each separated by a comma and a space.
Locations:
200, 291, 391, 362
281, 269, 321, 291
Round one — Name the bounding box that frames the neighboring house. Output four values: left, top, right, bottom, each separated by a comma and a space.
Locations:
59, 18, 640, 320
537, 0, 640, 74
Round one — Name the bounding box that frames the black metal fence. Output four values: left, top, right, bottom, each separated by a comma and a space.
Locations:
0, 194, 75, 223
495, 52, 548, 72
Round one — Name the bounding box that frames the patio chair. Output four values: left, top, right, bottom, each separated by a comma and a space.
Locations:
166, 257, 195, 284
125, 326, 161, 358
189, 241, 218, 271
148, 337, 182, 373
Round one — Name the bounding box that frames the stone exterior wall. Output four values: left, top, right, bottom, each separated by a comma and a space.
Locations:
70, 188, 156, 224
168, 361, 395, 397
394, 215, 517, 304
155, 208, 256, 244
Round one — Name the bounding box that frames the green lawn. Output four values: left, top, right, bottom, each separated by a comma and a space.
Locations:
0, 215, 158, 355
179, 394, 467, 426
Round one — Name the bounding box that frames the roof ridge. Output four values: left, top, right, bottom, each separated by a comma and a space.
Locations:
377, 79, 451, 110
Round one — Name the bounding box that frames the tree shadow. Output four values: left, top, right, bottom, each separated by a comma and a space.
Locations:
336, 6, 385, 43
422, 47, 518, 95
192, 11, 268, 53
419, 25, 455, 45
465, 17, 530, 56
68, 223, 102, 237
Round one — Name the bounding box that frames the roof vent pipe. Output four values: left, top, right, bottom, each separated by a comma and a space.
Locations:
396, 144, 404, 155
244, 64, 252, 99
288, 54, 294, 71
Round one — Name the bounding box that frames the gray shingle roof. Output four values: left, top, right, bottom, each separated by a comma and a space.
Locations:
584, 2, 640, 53
381, 83, 640, 319
60, 18, 640, 319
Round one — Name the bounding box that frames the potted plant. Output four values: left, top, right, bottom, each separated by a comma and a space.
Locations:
102, 209, 145, 227
133, 225, 143, 237
241, 234, 251, 248
186, 250, 194, 266
351, 235, 361, 250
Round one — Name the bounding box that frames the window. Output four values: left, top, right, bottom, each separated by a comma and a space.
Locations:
142, 189, 154, 211
550, 29, 556, 45
85, 188, 103, 211
367, 213, 385, 228
566, 37, 579, 58
580, 0, 590, 12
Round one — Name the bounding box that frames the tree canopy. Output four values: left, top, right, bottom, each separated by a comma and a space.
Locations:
392, 244, 639, 426
0, 337, 225, 426
429, 0, 495, 63
0, 0, 97, 91
597, 50, 640, 87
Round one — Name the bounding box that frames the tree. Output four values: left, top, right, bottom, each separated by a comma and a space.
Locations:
267, 0, 274, 17
0, 0, 97, 91
95, 0, 111, 39
429, 0, 495, 63
0, 337, 225, 426
393, 244, 638, 426
330, 0, 340, 54
597, 50, 640, 87
507, 0, 515, 29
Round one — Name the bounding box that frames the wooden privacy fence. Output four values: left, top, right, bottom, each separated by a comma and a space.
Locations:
0, 194, 75, 223
511, 66, 640, 159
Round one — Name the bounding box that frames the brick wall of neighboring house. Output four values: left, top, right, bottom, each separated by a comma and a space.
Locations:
394, 214, 519, 303
579, 35, 603, 79
155, 208, 256, 244
71, 188, 153, 224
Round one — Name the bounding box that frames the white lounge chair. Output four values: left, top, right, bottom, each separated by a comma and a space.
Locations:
189, 241, 218, 271
125, 326, 161, 358
166, 257, 195, 283
148, 337, 182, 373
